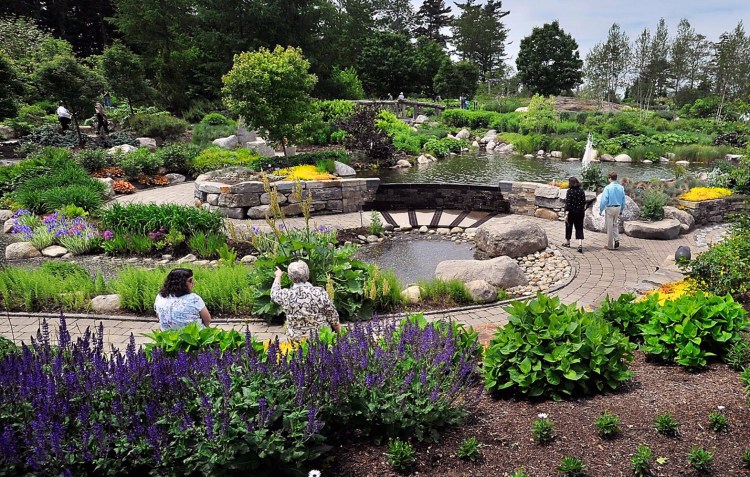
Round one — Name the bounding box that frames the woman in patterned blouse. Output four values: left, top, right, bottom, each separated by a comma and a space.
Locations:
562, 176, 587, 253
271, 260, 341, 341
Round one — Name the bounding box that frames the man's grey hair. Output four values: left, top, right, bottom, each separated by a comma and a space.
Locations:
287, 260, 310, 284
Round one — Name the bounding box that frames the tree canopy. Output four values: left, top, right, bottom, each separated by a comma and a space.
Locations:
222, 46, 317, 156
516, 21, 583, 96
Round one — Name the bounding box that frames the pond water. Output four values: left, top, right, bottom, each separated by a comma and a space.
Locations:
355, 238, 477, 285
361, 151, 706, 185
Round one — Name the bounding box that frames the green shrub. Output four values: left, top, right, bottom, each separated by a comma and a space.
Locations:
557, 456, 586, 477
424, 137, 465, 158
127, 112, 188, 138
596, 293, 659, 343
640, 292, 750, 368
595, 411, 621, 439
386, 438, 416, 471
271, 150, 350, 169
581, 163, 607, 191
654, 412, 680, 436
393, 131, 422, 154
687, 448, 713, 473
641, 189, 668, 221
726, 334, 750, 370
484, 294, 635, 400
708, 410, 729, 432
73, 149, 110, 173
188, 147, 261, 175
153, 143, 200, 175
455, 437, 481, 462
192, 114, 237, 148
630, 445, 654, 477
0, 265, 101, 312
115, 147, 163, 178
532, 417, 555, 443
441, 109, 500, 129
684, 229, 750, 297
143, 322, 244, 357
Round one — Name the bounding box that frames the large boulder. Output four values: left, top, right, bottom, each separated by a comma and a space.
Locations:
334, 161, 356, 176
395, 159, 412, 168
0, 125, 16, 140
41, 245, 68, 257
614, 154, 633, 162
584, 194, 641, 233
623, 219, 681, 240
5, 242, 41, 260
480, 129, 498, 144
107, 144, 138, 155
136, 137, 157, 150
212, 135, 239, 149
466, 280, 498, 304
96, 177, 114, 197
456, 128, 470, 140
414, 114, 429, 124
474, 219, 549, 258
401, 285, 421, 304
0, 210, 13, 222
663, 206, 695, 234
435, 256, 528, 289
91, 294, 122, 314
166, 173, 186, 184
599, 154, 614, 162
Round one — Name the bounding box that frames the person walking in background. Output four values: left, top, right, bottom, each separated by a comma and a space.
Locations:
95, 102, 109, 135
56, 101, 72, 132
599, 171, 626, 250
562, 176, 587, 253
103, 90, 111, 109
154, 268, 212, 331
271, 261, 340, 341
397, 92, 405, 101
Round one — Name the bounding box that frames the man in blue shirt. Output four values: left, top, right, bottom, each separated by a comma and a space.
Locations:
598, 171, 626, 250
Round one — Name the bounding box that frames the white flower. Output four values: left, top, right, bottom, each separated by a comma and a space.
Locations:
308, 471, 322, 477
717, 406, 725, 411
537, 413, 548, 419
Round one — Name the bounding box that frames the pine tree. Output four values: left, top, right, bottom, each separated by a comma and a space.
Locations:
452, 0, 509, 81
414, 0, 453, 47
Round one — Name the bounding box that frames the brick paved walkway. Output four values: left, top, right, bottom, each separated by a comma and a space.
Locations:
0, 182, 719, 351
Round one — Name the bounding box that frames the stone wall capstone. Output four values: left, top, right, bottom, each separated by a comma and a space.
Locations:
677, 196, 749, 226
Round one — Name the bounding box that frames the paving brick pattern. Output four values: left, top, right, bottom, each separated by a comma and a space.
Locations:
1, 182, 707, 350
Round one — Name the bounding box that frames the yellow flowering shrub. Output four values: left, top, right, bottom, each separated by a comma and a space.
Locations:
647, 279, 695, 305
278, 165, 336, 181
549, 180, 569, 189
678, 187, 732, 202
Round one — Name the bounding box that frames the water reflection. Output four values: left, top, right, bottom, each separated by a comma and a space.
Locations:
360, 151, 704, 184
355, 238, 476, 285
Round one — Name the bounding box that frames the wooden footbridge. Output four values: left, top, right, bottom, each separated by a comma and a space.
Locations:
349, 99, 446, 121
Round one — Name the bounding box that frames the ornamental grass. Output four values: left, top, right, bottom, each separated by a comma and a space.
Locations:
0, 317, 480, 476
678, 187, 732, 202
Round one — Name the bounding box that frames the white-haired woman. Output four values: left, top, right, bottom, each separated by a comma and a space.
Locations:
271, 261, 341, 340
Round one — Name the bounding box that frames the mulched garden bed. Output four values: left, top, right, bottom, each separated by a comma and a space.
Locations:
328, 353, 750, 476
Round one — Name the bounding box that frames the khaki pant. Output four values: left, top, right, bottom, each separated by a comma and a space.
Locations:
605, 206, 621, 249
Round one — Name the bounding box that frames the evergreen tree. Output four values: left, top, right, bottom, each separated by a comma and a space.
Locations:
377, 0, 416, 35
414, 0, 452, 47
712, 21, 750, 119
452, 0, 509, 81
584, 23, 630, 105
516, 21, 583, 96
99, 40, 152, 114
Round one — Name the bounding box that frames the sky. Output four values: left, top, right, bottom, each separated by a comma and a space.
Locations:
428, 0, 750, 64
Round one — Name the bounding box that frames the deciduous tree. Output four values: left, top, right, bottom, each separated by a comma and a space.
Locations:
516, 21, 583, 96
433, 60, 479, 99
222, 46, 317, 156
34, 54, 105, 144
99, 41, 152, 114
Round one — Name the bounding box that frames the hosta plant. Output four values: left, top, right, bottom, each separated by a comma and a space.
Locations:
596, 293, 659, 342
640, 292, 749, 368
484, 294, 635, 400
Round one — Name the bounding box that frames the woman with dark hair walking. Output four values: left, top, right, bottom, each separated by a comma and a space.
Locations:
154, 268, 211, 330
562, 176, 586, 253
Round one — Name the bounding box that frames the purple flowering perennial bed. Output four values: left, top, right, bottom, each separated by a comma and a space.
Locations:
0, 316, 481, 476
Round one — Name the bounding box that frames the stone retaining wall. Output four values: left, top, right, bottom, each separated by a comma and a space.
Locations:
677, 196, 749, 225
499, 181, 596, 221
194, 176, 380, 219
371, 183, 510, 212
